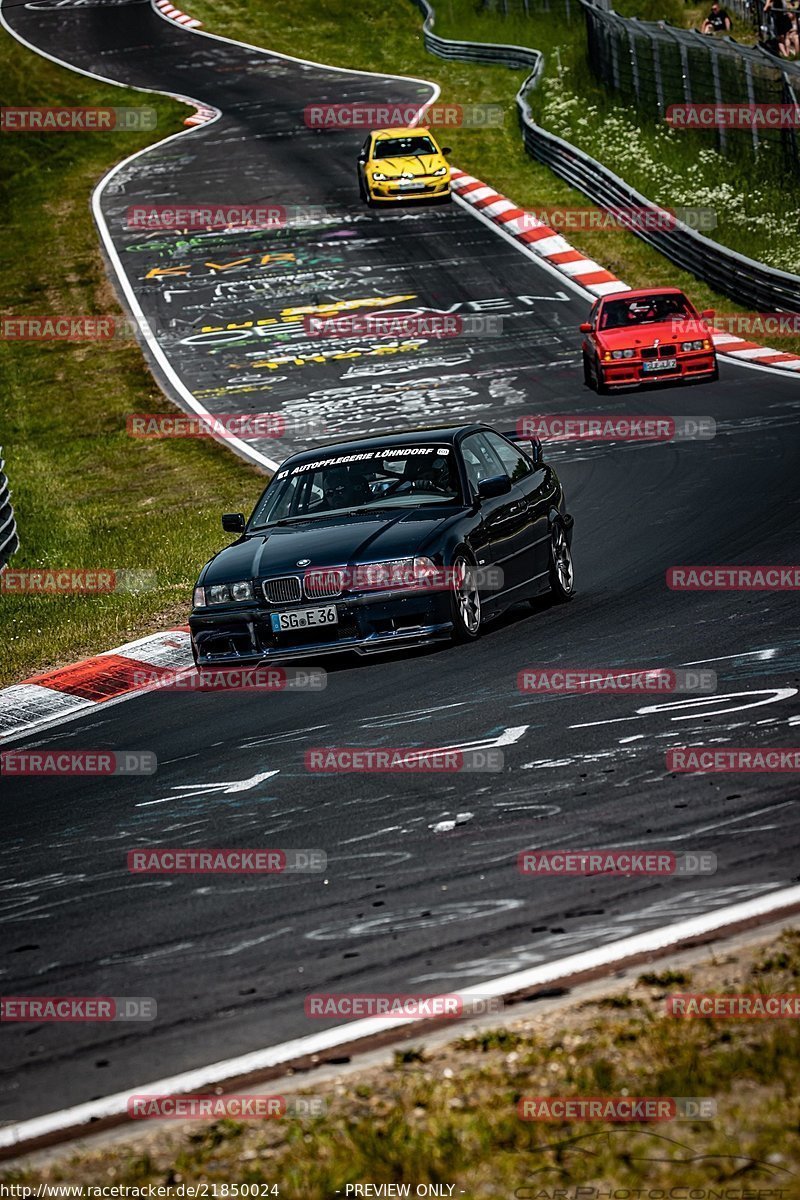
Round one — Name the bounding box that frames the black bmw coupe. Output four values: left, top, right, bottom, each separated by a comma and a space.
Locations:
189, 424, 575, 666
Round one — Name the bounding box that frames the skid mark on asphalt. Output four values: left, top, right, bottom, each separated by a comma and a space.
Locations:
305, 898, 525, 942
410, 884, 782, 982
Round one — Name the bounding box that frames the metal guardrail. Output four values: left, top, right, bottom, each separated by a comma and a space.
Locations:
409, 0, 800, 312
0, 447, 19, 572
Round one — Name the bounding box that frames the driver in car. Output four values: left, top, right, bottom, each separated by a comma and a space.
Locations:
319, 466, 372, 511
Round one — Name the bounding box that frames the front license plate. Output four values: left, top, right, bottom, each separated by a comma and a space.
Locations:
397, 181, 421, 190
270, 605, 338, 633
643, 358, 677, 372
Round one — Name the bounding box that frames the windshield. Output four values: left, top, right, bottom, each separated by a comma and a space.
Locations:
250, 446, 462, 527
373, 136, 437, 160
599, 293, 694, 330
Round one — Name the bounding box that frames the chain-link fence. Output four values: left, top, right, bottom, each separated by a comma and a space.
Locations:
582, 4, 800, 170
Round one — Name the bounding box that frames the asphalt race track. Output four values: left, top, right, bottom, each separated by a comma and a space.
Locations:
2, 0, 800, 1126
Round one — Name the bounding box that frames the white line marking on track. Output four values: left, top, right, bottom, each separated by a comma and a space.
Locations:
2, 883, 799, 1152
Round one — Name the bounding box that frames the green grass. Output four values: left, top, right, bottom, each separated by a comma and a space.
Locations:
3, 930, 799, 1193
186, 0, 800, 355
0, 36, 264, 685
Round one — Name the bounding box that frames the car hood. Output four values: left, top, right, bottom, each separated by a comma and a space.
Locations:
369, 154, 446, 177
594, 321, 697, 350
200, 506, 460, 585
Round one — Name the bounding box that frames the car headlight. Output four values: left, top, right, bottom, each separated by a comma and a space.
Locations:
433, 166, 447, 176
193, 586, 206, 608
204, 581, 254, 605
612, 348, 636, 359
350, 557, 438, 591
372, 171, 387, 181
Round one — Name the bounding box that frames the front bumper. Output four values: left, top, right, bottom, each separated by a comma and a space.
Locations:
189, 590, 453, 666
368, 178, 450, 202
600, 351, 717, 388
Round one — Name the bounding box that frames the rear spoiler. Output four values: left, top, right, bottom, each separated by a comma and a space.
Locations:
503, 430, 543, 464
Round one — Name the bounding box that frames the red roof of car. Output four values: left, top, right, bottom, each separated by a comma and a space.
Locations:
598, 287, 686, 302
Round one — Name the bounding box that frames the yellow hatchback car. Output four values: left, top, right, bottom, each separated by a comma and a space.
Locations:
357, 127, 452, 205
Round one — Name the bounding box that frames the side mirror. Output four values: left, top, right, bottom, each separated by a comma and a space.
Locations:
701, 309, 715, 320
358, 152, 367, 162
579, 322, 592, 333
478, 474, 512, 500
222, 512, 246, 533
441, 146, 452, 155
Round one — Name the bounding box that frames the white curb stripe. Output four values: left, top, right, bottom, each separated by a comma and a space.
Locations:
1, 882, 798, 1152
0, 630, 193, 743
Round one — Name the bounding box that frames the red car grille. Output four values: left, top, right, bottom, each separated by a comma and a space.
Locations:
304, 569, 344, 600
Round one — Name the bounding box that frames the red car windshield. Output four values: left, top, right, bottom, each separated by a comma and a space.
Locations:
599, 294, 694, 330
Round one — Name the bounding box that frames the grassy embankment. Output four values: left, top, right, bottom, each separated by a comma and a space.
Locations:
2, 929, 798, 1194
0, 35, 263, 685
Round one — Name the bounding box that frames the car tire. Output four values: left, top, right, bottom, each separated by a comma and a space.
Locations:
548, 522, 575, 602
585, 351, 608, 394
593, 360, 610, 395
449, 550, 482, 642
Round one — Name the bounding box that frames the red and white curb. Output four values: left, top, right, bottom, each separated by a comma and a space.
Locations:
183, 103, 217, 127
451, 168, 629, 299
0, 629, 193, 743
154, 0, 201, 29
451, 168, 800, 373
708, 330, 800, 371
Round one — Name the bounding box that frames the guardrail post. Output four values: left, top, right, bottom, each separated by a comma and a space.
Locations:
679, 36, 692, 103
708, 42, 727, 152
628, 21, 641, 103
652, 27, 665, 116
782, 72, 800, 176
743, 57, 759, 154
0, 446, 19, 573
609, 17, 621, 88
